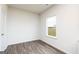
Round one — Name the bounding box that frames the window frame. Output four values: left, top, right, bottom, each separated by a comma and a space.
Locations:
46, 16, 56, 38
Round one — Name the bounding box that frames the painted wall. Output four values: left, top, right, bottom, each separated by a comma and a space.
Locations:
7, 7, 41, 45
40, 5, 79, 54
0, 5, 8, 51
0, 5, 2, 51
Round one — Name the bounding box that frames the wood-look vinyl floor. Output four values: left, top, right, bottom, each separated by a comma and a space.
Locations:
1, 40, 65, 54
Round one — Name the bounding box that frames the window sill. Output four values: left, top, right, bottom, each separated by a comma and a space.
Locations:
47, 35, 56, 39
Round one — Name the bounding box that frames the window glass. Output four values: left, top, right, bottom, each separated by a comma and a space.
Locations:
47, 16, 56, 37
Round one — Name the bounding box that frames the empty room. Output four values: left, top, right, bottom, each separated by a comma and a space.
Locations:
0, 4, 79, 54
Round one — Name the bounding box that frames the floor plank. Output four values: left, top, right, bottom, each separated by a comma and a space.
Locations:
2, 40, 65, 54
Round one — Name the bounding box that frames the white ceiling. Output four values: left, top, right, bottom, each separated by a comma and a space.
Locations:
8, 4, 53, 14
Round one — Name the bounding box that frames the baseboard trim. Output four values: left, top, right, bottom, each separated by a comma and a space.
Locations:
8, 39, 40, 46
40, 40, 67, 54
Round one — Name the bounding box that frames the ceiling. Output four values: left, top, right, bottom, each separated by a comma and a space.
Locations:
8, 4, 53, 14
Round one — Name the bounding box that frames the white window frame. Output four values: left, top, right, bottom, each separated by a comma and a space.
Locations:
46, 16, 56, 38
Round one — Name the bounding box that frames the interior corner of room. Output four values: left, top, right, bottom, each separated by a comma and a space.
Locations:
0, 4, 79, 54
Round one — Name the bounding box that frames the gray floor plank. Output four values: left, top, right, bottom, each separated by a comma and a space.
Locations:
1, 40, 65, 54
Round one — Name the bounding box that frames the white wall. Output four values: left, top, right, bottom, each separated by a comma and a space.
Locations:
7, 7, 40, 45
0, 5, 8, 51
40, 5, 79, 54
0, 5, 2, 51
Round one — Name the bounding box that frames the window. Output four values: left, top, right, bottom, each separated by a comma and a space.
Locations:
46, 16, 56, 38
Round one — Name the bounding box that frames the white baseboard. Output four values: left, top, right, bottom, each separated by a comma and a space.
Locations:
41, 39, 71, 54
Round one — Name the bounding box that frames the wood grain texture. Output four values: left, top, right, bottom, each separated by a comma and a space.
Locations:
1, 40, 65, 54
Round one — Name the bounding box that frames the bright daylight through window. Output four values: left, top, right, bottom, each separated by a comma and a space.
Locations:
46, 16, 56, 38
